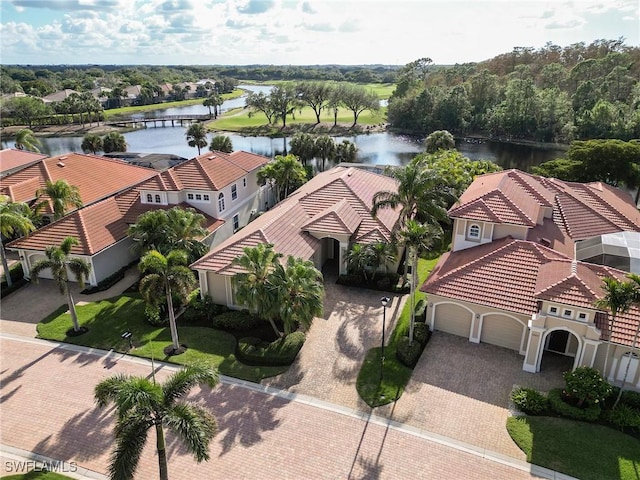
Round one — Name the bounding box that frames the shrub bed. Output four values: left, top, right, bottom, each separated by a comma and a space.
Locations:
548, 388, 602, 422
81, 266, 127, 294
1, 263, 28, 298
236, 332, 305, 366
212, 310, 263, 331
337, 272, 409, 294
601, 404, 640, 431
395, 323, 432, 368
511, 387, 550, 415
413, 322, 431, 347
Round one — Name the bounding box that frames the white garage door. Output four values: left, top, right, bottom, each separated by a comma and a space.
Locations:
28, 254, 52, 280
480, 314, 525, 351
434, 303, 472, 338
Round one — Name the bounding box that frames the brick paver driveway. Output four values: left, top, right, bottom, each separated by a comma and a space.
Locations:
0, 336, 549, 480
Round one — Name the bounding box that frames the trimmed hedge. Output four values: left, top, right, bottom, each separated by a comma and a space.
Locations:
414, 299, 427, 323
602, 404, 640, 431
548, 388, 601, 421
212, 310, 262, 331
1, 263, 28, 298
413, 322, 431, 347
337, 272, 409, 294
236, 332, 305, 366
511, 387, 549, 415
395, 336, 423, 367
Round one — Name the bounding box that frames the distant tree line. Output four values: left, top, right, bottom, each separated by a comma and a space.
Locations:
388, 39, 640, 143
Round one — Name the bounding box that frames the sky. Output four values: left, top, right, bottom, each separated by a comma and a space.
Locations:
0, 0, 638, 66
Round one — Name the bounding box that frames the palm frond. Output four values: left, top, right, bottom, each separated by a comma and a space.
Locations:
162, 363, 219, 406
109, 414, 152, 480
164, 403, 217, 462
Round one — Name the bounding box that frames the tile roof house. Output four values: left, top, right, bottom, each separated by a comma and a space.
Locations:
0, 149, 48, 178
421, 169, 640, 388
192, 166, 402, 308
6, 150, 271, 287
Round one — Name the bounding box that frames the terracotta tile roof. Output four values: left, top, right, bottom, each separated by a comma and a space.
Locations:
422, 238, 640, 347
450, 169, 640, 238
166, 151, 269, 191
8, 180, 223, 256
0, 153, 156, 211
0, 149, 47, 175
192, 166, 402, 275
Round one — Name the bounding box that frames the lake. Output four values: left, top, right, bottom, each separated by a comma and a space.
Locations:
2, 84, 567, 171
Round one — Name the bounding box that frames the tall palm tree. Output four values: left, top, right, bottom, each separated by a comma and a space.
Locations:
289, 133, 317, 166
139, 250, 197, 355
209, 135, 233, 153
269, 256, 324, 335
30, 237, 92, 333
102, 132, 127, 153
424, 129, 456, 153
344, 243, 372, 281
203, 93, 223, 118
185, 123, 208, 155
314, 135, 335, 171
0, 195, 35, 287
14, 128, 41, 152
257, 154, 307, 202
232, 243, 283, 337
81, 133, 103, 154
397, 220, 442, 344
595, 276, 636, 378
36, 179, 83, 221
366, 241, 397, 281
95, 363, 218, 480
612, 273, 640, 408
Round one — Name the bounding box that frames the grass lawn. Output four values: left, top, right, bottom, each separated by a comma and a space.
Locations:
507, 416, 640, 480
210, 105, 387, 133
357, 256, 441, 407
103, 89, 244, 119
2, 472, 74, 480
36, 294, 288, 382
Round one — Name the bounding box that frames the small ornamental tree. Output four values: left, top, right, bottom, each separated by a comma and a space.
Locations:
563, 366, 612, 408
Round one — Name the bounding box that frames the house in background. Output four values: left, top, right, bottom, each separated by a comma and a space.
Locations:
0, 149, 48, 178
6, 150, 271, 286
192, 166, 402, 308
421, 169, 640, 388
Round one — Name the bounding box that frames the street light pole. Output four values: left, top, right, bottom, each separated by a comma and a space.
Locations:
380, 296, 390, 388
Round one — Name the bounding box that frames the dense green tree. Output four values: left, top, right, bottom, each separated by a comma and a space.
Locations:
296, 82, 333, 123
245, 91, 276, 124
30, 237, 91, 333
257, 154, 307, 201
7, 96, 50, 128
314, 135, 335, 171
535, 88, 574, 143
36, 179, 83, 220
102, 132, 127, 153
345, 243, 373, 281
139, 249, 197, 355
209, 135, 233, 153
0, 195, 35, 287
13, 128, 41, 152
95, 363, 218, 480
334, 139, 358, 163
203, 92, 223, 118
81, 133, 103, 154
185, 123, 208, 155
269, 83, 302, 128
339, 83, 380, 126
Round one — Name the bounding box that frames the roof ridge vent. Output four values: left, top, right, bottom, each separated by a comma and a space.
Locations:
571, 260, 577, 275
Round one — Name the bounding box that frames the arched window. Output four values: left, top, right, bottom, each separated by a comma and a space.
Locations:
218, 192, 225, 212
146, 194, 153, 203
468, 224, 480, 240
155, 194, 161, 203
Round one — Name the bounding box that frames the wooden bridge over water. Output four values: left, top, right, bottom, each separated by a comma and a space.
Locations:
105, 114, 211, 128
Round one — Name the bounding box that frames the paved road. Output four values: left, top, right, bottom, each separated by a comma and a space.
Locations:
0, 335, 556, 480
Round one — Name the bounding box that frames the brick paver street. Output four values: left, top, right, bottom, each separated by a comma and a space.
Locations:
0, 336, 550, 480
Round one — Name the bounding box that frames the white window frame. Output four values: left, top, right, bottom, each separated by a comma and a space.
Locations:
187, 193, 194, 200
231, 184, 238, 201
548, 306, 559, 316
233, 214, 239, 231
146, 193, 153, 203
203, 194, 210, 201
467, 223, 481, 241
562, 308, 573, 319
218, 192, 225, 212
155, 194, 161, 203
195, 194, 202, 200
577, 312, 587, 321
243, 178, 247, 188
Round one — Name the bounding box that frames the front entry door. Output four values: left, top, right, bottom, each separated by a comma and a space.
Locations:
547, 330, 569, 354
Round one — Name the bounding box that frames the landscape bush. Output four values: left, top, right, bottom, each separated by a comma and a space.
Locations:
412, 322, 431, 347
395, 336, 423, 367
81, 263, 133, 294
601, 404, 640, 431
181, 294, 227, 323
212, 310, 262, 331
144, 304, 167, 327
414, 298, 427, 323
511, 387, 549, 415
0, 263, 27, 298
548, 388, 602, 421
621, 390, 640, 410
337, 272, 409, 294
236, 332, 305, 366
563, 366, 612, 407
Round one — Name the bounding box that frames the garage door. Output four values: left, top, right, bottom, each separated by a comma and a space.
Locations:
28, 254, 52, 280
480, 314, 525, 351
434, 303, 472, 338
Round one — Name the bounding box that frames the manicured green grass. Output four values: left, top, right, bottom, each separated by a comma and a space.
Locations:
357, 257, 441, 407
2, 472, 74, 480
103, 89, 243, 119
507, 416, 640, 480
36, 295, 287, 382
210, 105, 387, 133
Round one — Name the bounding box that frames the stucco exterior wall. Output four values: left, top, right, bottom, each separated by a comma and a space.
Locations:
92, 238, 138, 284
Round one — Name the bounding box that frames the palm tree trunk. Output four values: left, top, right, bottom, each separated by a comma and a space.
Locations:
267, 317, 283, 338
155, 423, 169, 480
66, 286, 80, 331
613, 325, 640, 408
409, 249, 417, 344
166, 286, 180, 350
1, 244, 13, 288
603, 316, 614, 379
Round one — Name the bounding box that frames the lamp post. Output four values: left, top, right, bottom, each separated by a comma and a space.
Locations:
380, 296, 390, 388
